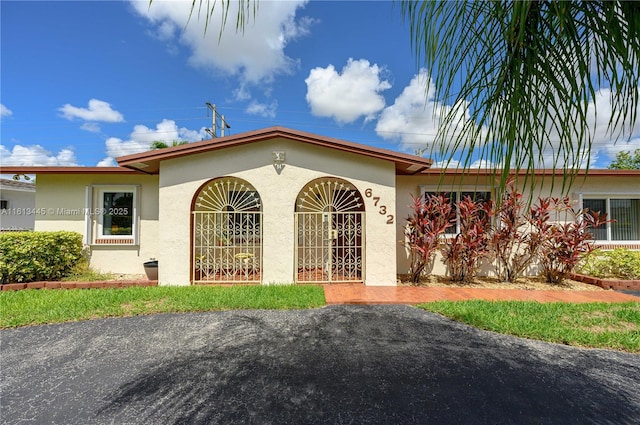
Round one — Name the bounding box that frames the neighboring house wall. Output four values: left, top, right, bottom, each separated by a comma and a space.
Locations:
35, 174, 159, 275
0, 179, 36, 231
158, 138, 397, 286
395, 174, 640, 277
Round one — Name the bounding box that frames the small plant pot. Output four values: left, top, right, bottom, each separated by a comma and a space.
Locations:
143, 260, 158, 280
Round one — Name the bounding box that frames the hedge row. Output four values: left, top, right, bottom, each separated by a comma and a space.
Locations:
0, 231, 83, 284
578, 249, 640, 280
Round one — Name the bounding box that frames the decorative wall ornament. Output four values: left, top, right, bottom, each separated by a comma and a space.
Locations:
273, 151, 286, 174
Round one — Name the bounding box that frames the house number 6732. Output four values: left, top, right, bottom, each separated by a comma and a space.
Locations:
364, 188, 394, 224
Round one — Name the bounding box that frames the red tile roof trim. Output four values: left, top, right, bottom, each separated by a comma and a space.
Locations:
419, 168, 640, 176
116, 126, 434, 175
0, 166, 142, 175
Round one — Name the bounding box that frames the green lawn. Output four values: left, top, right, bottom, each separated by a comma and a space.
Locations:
0, 285, 326, 328
419, 300, 640, 353
2, 286, 639, 353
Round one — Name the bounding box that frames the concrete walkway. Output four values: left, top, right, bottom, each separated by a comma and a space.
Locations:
324, 284, 640, 304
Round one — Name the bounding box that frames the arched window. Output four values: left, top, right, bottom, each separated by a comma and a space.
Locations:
295, 178, 364, 283
192, 177, 262, 283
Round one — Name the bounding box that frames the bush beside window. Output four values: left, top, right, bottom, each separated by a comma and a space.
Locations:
0, 231, 83, 284
578, 249, 640, 280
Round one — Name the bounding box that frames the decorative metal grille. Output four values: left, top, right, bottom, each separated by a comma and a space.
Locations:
295, 179, 364, 283
192, 178, 262, 283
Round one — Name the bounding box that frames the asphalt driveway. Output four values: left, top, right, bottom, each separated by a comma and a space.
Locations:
1, 305, 639, 424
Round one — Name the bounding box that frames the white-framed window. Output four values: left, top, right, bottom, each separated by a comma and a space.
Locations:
0, 200, 8, 210
580, 195, 640, 243
86, 185, 139, 245
420, 186, 493, 235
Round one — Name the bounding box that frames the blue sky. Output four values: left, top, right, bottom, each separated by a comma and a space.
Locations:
1, 0, 639, 169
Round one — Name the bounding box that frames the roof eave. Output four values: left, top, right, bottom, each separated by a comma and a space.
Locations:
0, 166, 144, 175
418, 168, 640, 176
116, 126, 433, 175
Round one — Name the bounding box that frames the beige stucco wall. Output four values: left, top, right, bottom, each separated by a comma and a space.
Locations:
34, 174, 159, 275
569, 175, 640, 196
158, 138, 397, 286
27, 163, 637, 284
396, 173, 640, 278
396, 174, 494, 277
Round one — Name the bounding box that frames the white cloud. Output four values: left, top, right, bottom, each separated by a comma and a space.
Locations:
305, 58, 391, 124
602, 136, 640, 158
528, 87, 640, 168
584, 88, 640, 166
178, 126, 210, 143
0, 144, 77, 166
81, 122, 102, 133
0, 104, 12, 118
374, 71, 640, 169
233, 85, 252, 102
59, 99, 124, 122
432, 159, 461, 169
103, 137, 148, 160
246, 100, 277, 118
96, 157, 117, 167
469, 159, 497, 169
375, 70, 475, 155
129, 0, 312, 85
102, 119, 208, 160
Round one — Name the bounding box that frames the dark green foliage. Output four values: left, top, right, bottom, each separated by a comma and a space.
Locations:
0, 231, 83, 284
150, 140, 189, 150
608, 149, 640, 170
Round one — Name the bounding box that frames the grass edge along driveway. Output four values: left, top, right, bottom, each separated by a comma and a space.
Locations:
0, 285, 325, 328
1, 285, 638, 352
418, 300, 640, 353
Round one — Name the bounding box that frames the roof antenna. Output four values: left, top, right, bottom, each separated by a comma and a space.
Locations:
205, 102, 231, 138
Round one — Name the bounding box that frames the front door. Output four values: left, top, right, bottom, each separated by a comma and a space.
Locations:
295, 178, 365, 283
192, 177, 262, 283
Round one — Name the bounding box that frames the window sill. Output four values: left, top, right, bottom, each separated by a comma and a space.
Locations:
93, 238, 136, 246
593, 242, 640, 250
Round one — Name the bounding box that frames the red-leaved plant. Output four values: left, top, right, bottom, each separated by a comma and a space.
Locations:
490, 183, 541, 282
405, 193, 453, 284
529, 196, 610, 284
441, 195, 493, 283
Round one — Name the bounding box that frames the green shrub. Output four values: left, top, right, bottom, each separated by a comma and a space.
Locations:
578, 248, 640, 280
578, 252, 609, 278
0, 231, 83, 284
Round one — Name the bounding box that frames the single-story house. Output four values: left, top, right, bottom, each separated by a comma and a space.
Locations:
0, 178, 36, 231
1, 126, 638, 285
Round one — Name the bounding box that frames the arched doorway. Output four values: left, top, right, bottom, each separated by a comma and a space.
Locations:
295, 178, 365, 283
192, 177, 262, 283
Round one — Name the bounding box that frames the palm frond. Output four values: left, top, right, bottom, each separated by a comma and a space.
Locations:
402, 0, 640, 196
151, 0, 256, 41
